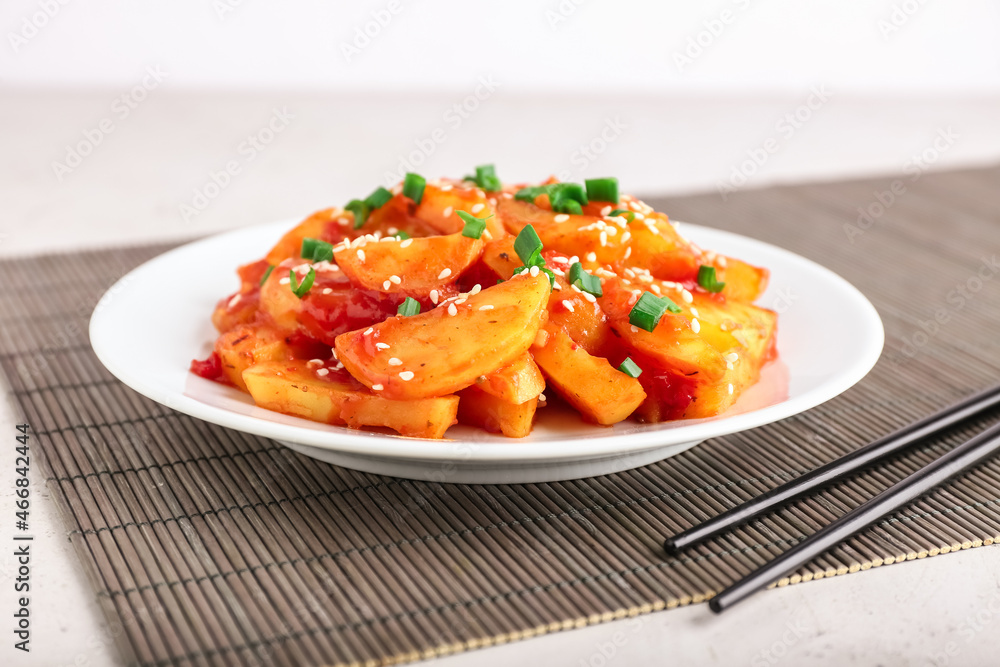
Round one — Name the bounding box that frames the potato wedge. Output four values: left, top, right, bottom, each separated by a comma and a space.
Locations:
457, 385, 537, 438
340, 393, 459, 439
243, 361, 458, 438
415, 183, 505, 239
216, 325, 290, 391
531, 325, 645, 425
265, 208, 337, 266
599, 279, 727, 381
335, 273, 551, 400
476, 353, 545, 404
333, 232, 483, 296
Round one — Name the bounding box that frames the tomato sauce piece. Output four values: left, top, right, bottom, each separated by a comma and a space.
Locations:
297, 273, 400, 346
190, 351, 228, 383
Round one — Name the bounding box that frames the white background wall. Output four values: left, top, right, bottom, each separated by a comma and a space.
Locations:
3, 0, 999, 93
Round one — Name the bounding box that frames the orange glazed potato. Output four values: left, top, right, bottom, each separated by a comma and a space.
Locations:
531, 325, 646, 425
334, 273, 551, 400
215, 325, 291, 391
476, 353, 545, 404
457, 385, 538, 438
332, 232, 483, 296
243, 361, 459, 438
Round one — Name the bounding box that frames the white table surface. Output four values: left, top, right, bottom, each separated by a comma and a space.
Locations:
2, 90, 1000, 667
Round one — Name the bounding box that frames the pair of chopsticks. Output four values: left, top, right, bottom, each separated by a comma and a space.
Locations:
663, 384, 1000, 613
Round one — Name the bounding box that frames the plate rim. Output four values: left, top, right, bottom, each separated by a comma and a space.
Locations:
90, 219, 884, 464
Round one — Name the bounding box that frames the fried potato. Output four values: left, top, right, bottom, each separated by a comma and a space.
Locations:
334, 273, 551, 400
457, 385, 537, 438
243, 361, 458, 438
531, 325, 645, 425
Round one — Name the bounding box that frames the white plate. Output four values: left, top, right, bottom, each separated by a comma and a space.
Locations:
90, 219, 883, 483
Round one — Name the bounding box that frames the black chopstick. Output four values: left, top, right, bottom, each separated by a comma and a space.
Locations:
709, 419, 1000, 612
664, 383, 1000, 554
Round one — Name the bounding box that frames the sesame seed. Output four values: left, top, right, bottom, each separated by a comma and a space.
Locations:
430, 289, 439, 304
389, 275, 401, 285
633, 212, 645, 221
690, 307, 700, 318
630, 325, 639, 333
363, 327, 374, 336
621, 232, 632, 244
227, 294, 242, 308
383, 280, 391, 290
279, 276, 291, 285
561, 300, 575, 313
599, 231, 607, 247
571, 284, 582, 293
554, 214, 570, 222
470, 284, 482, 295
398, 371, 415, 381
337, 217, 349, 226
582, 292, 597, 303
726, 361, 734, 370
471, 203, 485, 214
682, 289, 693, 303
538, 393, 546, 402
357, 249, 366, 262
438, 268, 452, 280
529, 265, 540, 277
443, 206, 453, 217
600, 205, 612, 216
479, 304, 494, 311
724, 352, 739, 363
315, 368, 329, 377
448, 303, 458, 316
388, 357, 402, 366
624, 268, 636, 278
440, 184, 453, 192
691, 318, 701, 333
650, 284, 661, 295
728, 383, 734, 395
322, 288, 333, 295
552, 282, 562, 290
455, 297, 467, 305
502, 192, 513, 199
375, 342, 390, 350
400, 238, 413, 248
718, 256, 728, 268
307, 359, 323, 367
372, 384, 384, 391
586, 252, 597, 262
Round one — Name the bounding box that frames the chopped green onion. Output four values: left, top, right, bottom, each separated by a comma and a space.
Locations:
259, 265, 274, 287
514, 225, 544, 267
365, 186, 393, 210
345, 199, 371, 229
618, 357, 642, 378
697, 265, 726, 293
289, 267, 315, 299
585, 177, 619, 203
556, 199, 583, 215
608, 208, 635, 223
402, 172, 426, 204
553, 182, 588, 205
395, 230, 411, 240
515, 185, 548, 203
629, 292, 680, 331
465, 164, 502, 192
397, 297, 421, 317
300, 237, 334, 262
568, 262, 603, 296
457, 210, 491, 239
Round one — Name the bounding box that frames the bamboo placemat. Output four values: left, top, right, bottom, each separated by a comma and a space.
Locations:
2, 165, 1000, 666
